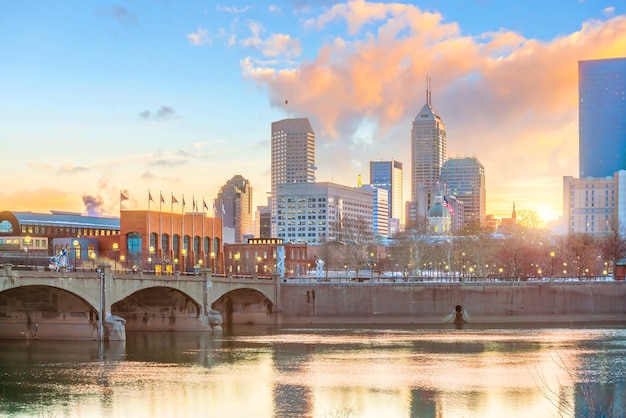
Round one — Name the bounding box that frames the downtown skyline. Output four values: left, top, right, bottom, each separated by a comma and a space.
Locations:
2, 1, 625, 223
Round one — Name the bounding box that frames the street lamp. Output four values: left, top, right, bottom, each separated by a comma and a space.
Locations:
174, 257, 179, 273
181, 249, 187, 274
461, 252, 466, 281
256, 256, 262, 275
120, 255, 126, 272
210, 251, 216, 274
369, 252, 375, 281
149, 246, 155, 272
113, 243, 119, 271
73, 239, 80, 271
550, 251, 555, 277
90, 252, 96, 269
233, 253, 240, 275
24, 236, 31, 269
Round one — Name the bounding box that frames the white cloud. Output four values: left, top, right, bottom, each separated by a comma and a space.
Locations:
187, 27, 211, 46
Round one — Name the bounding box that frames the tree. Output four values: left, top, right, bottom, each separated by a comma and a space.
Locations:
599, 221, 626, 274
338, 216, 372, 280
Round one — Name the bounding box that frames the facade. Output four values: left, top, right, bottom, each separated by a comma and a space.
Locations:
0, 210, 120, 267
360, 184, 389, 238
271, 117, 316, 237
255, 203, 272, 238
120, 210, 223, 273
275, 182, 374, 245
216, 175, 253, 243
370, 160, 404, 229
410, 82, 446, 221
441, 157, 486, 229
579, 58, 626, 178
223, 238, 308, 277
563, 175, 618, 235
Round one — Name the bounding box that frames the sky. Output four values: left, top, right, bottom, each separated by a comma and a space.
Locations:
1, 1, 625, 223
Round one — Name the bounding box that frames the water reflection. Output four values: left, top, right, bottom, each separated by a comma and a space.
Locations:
0, 325, 624, 417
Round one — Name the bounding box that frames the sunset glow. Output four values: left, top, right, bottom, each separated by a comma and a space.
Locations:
1, 1, 624, 222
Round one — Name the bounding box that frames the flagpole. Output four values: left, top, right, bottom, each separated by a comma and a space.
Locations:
192, 196, 195, 266
159, 192, 163, 260
171, 193, 174, 263
182, 194, 185, 254
202, 198, 206, 265
148, 190, 151, 258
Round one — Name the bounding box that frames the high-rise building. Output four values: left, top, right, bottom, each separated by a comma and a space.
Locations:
215, 175, 253, 244
563, 175, 617, 235
271, 118, 316, 237
441, 157, 486, 230
410, 78, 446, 220
360, 184, 389, 238
579, 58, 626, 178
276, 182, 373, 244
370, 160, 404, 230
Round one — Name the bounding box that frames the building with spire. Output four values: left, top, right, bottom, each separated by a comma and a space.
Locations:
410, 76, 446, 222
215, 175, 253, 244
271, 117, 316, 237
428, 194, 451, 235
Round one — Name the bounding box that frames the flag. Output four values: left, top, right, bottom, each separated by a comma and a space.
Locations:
203, 198, 208, 211
149, 192, 154, 202
120, 192, 129, 201
285, 99, 288, 105
172, 195, 179, 204
222, 202, 225, 216
193, 198, 196, 212
443, 196, 454, 215
182, 196, 186, 208
160, 192, 165, 204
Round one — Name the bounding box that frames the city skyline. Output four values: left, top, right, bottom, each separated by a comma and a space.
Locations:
2, 1, 625, 223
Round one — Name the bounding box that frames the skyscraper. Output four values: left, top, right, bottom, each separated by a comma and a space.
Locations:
441, 157, 486, 230
271, 118, 316, 237
370, 160, 404, 228
411, 78, 446, 220
579, 58, 626, 178
216, 175, 253, 244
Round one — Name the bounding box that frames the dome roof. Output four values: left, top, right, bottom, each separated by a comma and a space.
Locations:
428, 202, 450, 218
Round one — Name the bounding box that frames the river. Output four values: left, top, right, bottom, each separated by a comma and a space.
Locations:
0, 324, 625, 417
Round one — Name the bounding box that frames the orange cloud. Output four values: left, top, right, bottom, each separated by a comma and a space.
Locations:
242, 1, 626, 220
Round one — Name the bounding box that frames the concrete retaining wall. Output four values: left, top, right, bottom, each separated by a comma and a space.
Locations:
279, 282, 626, 324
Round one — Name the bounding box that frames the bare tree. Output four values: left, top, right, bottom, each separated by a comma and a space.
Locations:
599, 221, 626, 274
338, 216, 372, 280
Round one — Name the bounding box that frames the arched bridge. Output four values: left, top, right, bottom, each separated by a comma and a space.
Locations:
0, 264, 282, 341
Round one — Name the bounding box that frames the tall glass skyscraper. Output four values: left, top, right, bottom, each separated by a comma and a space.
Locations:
441, 157, 486, 229
579, 58, 626, 178
370, 160, 403, 226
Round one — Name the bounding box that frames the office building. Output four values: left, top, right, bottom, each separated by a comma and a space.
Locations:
360, 184, 389, 238
370, 159, 404, 230
579, 58, 626, 178
563, 175, 617, 235
215, 175, 253, 243
441, 157, 486, 230
271, 118, 316, 237
410, 78, 446, 220
275, 182, 373, 245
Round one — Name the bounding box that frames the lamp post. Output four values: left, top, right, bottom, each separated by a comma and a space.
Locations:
461, 252, 466, 281
233, 253, 240, 275
149, 246, 155, 272
210, 251, 216, 275
120, 255, 126, 272
113, 243, 119, 272
174, 258, 179, 273
550, 251, 555, 277
90, 252, 96, 269
369, 252, 375, 281
256, 256, 262, 275
73, 239, 80, 271
181, 249, 187, 274
24, 236, 31, 269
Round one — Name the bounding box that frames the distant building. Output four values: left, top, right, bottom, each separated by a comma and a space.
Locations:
441, 156, 486, 230
410, 78, 446, 221
271, 117, 316, 237
579, 58, 626, 178
428, 194, 451, 235
215, 175, 253, 244
360, 184, 389, 238
223, 238, 308, 278
255, 202, 272, 239
276, 182, 374, 245
370, 160, 404, 230
563, 175, 618, 235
